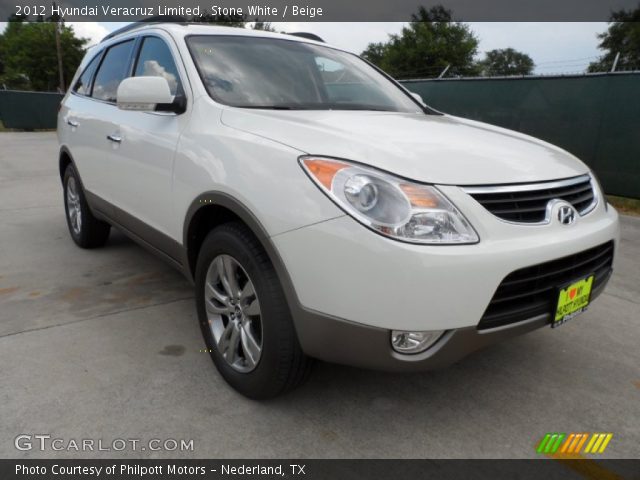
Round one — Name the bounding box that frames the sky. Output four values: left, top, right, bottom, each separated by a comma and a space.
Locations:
1, 22, 609, 74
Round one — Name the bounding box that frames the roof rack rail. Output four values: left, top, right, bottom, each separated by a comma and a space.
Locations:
101, 22, 326, 44
289, 32, 325, 43
101, 16, 188, 43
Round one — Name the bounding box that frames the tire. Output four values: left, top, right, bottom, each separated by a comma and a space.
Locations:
195, 222, 312, 399
63, 164, 111, 248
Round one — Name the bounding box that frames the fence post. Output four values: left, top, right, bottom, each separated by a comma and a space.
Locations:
611, 52, 620, 73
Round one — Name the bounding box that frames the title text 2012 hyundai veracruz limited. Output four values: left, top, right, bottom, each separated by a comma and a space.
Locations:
57, 23, 619, 398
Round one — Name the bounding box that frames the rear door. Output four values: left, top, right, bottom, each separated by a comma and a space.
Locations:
60, 50, 103, 196
65, 39, 136, 206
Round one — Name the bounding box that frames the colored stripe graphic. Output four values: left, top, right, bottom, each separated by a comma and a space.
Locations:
537, 433, 566, 454
560, 433, 575, 453
563, 433, 587, 454
591, 434, 606, 453
540, 433, 613, 455
550, 433, 566, 453
574, 433, 589, 453
537, 434, 552, 454
584, 434, 599, 453
597, 434, 613, 453
545, 434, 557, 454
585, 433, 613, 454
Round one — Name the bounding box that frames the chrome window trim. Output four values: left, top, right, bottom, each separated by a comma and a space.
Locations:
462, 174, 599, 225
69, 32, 189, 117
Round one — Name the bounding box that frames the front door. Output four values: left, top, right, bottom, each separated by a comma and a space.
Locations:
104, 34, 190, 251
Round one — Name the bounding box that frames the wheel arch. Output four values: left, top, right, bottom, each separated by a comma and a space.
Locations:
58, 146, 74, 184
183, 193, 300, 313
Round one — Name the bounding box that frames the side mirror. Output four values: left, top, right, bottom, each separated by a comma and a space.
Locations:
410, 92, 425, 105
117, 76, 174, 111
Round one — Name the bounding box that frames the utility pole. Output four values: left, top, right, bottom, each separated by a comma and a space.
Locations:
53, 2, 65, 92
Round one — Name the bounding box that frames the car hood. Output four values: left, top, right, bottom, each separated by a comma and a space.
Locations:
221, 109, 589, 185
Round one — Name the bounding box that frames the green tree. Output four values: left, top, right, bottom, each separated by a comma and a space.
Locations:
479, 48, 534, 76
588, 6, 640, 72
190, 15, 276, 31
361, 42, 387, 66
0, 19, 87, 91
361, 6, 479, 78
252, 20, 276, 31
192, 13, 247, 27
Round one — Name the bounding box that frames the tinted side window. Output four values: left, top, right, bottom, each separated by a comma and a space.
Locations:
134, 37, 182, 96
92, 40, 134, 103
73, 53, 100, 96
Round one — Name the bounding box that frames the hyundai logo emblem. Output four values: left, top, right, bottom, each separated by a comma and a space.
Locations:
558, 205, 576, 225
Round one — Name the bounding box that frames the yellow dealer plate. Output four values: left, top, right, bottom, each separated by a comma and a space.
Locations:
553, 275, 594, 327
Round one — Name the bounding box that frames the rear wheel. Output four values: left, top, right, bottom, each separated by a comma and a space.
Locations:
63, 164, 110, 248
195, 222, 312, 399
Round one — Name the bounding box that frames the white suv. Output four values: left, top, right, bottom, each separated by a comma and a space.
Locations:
58, 23, 619, 398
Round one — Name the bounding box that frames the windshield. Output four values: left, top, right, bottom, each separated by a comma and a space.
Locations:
186, 35, 424, 112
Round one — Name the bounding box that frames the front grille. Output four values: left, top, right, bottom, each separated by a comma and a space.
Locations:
465, 175, 596, 223
478, 241, 614, 330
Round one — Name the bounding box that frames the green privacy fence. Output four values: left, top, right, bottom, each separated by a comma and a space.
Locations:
1, 73, 638, 198
402, 72, 640, 199
0, 90, 63, 130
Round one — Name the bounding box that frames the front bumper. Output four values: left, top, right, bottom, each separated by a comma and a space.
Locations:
271, 190, 619, 370
291, 272, 611, 371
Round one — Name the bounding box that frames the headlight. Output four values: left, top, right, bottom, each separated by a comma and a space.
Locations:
300, 157, 479, 244
590, 171, 607, 212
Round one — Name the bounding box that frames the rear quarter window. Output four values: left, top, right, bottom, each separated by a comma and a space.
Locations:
73, 53, 101, 96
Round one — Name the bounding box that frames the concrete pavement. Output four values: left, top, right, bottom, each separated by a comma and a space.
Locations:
1, 132, 638, 459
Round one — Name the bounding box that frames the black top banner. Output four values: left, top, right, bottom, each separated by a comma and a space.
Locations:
1, 0, 639, 22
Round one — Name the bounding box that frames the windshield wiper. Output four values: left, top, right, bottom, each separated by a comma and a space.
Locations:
233, 105, 296, 110
234, 103, 399, 112
333, 106, 395, 112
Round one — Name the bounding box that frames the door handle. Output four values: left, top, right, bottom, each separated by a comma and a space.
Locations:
106, 134, 122, 143
67, 119, 79, 128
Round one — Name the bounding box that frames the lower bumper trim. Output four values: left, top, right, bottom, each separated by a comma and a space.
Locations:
294, 274, 611, 371
296, 309, 546, 371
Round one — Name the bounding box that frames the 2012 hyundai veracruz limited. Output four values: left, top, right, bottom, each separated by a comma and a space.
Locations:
58, 23, 619, 398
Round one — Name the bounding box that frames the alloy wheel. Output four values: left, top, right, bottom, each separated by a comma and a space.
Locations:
66, 176, 82, 235
204, 254, 263, 373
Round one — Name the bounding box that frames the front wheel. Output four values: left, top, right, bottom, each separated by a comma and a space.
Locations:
195, 222, 312, 399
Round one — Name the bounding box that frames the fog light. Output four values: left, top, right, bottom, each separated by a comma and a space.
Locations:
391, 330, 444, 354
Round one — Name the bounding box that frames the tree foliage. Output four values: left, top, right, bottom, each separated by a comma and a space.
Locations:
588, 7, 640, 72
0, 14, 278, 92
361, 6, 479, 78
191, 13, 247, 27
361, 42, 387, 67
479, 48, 534, 76
191, 14, 275, 32
0, 17, 87, 91
252, 21, 276, 32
